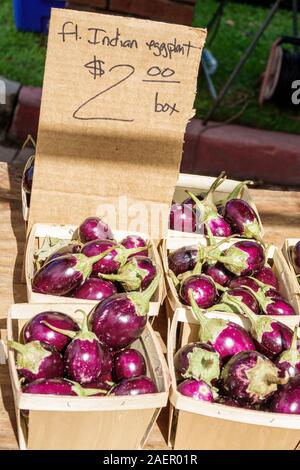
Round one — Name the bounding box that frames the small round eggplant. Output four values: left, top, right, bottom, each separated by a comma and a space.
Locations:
168, 246, 198, 276
112, 376, 157, 396
32, 247, 115, 296
23, 311, 79, 352
177, 379, 214, 402
180, 274, 217, 309
221, 241, 265, 276
189, 290, 255, 362
269, 375, 300, 414
113, 349, 146, 381
89, 276, 159, 350
120, 235, 148, 258
101, 256, 157, 291
73, 277, 117, 301
79, 217, 114, 243
275, 327, 300, 378
82, 240, 148, 275
228, 276, 260, 292
252, 266, 279, 290
22, 378, 105, 396
221, 351, 287, 405
174, 342, 220, 384
222, 287, 260, 314
224, 199, 261, 240
43, 310, 104, 384
8, 340, 63, 383
202, 262, 232, 287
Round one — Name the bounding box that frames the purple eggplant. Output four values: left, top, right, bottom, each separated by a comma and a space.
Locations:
23, 311, 79, 352
186, 173, 232, 237
174, 342, 220, 384
269, 375, 300, 414
113, 349, 146, 381
22, 378, 105, 396
189, 291, 255, 362
224, 199, 261, 240
112, 376, 157, 396
168, 246, 198, 276
202, 262, 232, 287
223, 287, 260, 314
180, 274, 217, 308
22, 156, 35, 194
243, 284, 295, 316
43, 310, 104, 384
220, 241, 265, 276
89, 276, 159, 350
275, 327, 300, 378
228, 276, 259, 292
169, 202, 197, 233
73, 277, 117, 301
227, 295, 293, 358
79, 217, 114, 243
101, 256, 157, 292
8, 340, 63, 383
221, 351, 287, 405
32, 247, 115, 296
82, 240, 147, 275
81, 378, 113, 396
292, 241, 300, 275
101, 345, 113, 375
120, 235, 148, 258
177, 378, 214, 402
253, 266, 279, 290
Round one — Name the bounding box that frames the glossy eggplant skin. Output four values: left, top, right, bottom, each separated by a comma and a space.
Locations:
168, 246, 198, 276
89, 294, 147, 351
120, 235, 148, 258
32, 255, 83, 296
269, 376, 300, 414
64, 337, 104, 384
81, 240, 118, 275
23, 311, 79, 352
203, 263, 232, 287
46, 244, 82, 264
224, 199, 260, 238
112, 376, 157, 396
73, 277, 117, 301
293, 241, 300, 274
180, 275, 217, 309
253, 267, 279, 290
113, 349, 146, 381
79, 217, 114, 243
177, 379, 214, 402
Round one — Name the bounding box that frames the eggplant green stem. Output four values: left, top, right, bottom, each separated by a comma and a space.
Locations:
222, 180, 253, 204
41, 321, 77, 339
188, 289, 207, 329
129, 273, 160, 316
203, 171, 227, 207
7, 340, 26, 355
74, 309, 89, 334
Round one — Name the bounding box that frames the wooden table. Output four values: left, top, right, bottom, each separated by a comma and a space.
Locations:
0, 162, 299, 450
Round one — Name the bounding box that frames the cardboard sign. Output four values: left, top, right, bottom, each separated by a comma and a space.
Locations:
29, 8, 206, 238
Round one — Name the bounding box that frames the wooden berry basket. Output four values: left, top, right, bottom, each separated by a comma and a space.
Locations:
160, 235, 300, 318
21, 154, 34, 224
168, 308, 300, 450
169, 173, 264, 238
282, 239, 300, 296
7, 303, 170, 450
25, 223, 165, 316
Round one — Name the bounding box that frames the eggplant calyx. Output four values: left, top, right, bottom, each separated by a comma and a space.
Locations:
201, 171, 227, 208
34, 236, 75, 270
101, 260, 149, 291
246, 357, 288, 400
241, 285, 271, 313
129, 274, 160, 316
220, 292, 246, 315
75, 246, 116, 280
70, 381, 107, 396
189, 289, 227, 343
115, 245, 148, 267
207, 302, 239, 314
8, 340, 51, 374
219, 246, 249, 276
184, 347, 220, 384
169, 269, 180, 289
242, 220, 262, 241
278, 327, 300, 367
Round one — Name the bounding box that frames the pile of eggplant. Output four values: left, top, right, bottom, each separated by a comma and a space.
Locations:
169, 172, 261, 241
32, 217, 158, 302
9, 301, 159, 398
175, 292, 300, 413
168, 234, 296, 316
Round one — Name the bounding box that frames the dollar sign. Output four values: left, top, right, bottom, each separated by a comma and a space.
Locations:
84, 56, 105, 79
